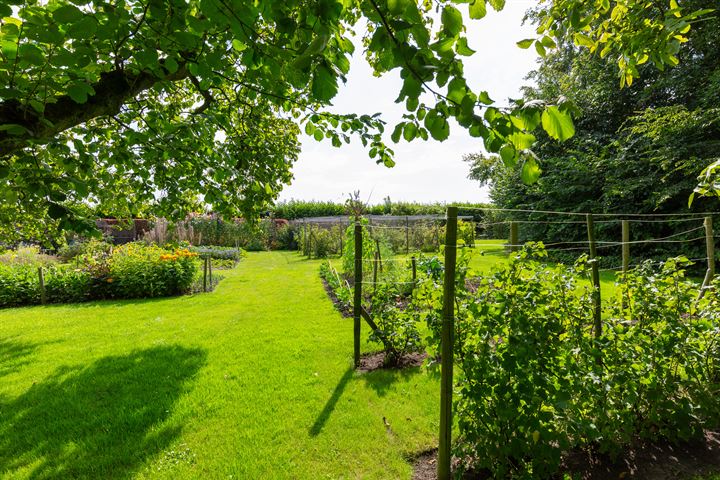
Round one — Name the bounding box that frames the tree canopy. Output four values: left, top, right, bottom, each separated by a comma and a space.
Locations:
0, 0, 711, 237
466, 0, 719, 262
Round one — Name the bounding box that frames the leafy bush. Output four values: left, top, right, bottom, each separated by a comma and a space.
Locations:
57, 238, 113, 262
0, 264, 40, 307
190, 246, 246, 261
368, 284, 424, 366
440, 247, 720, 478
0, 245, 57, 267
108, 244, 199, 299
0, 243, 202, 307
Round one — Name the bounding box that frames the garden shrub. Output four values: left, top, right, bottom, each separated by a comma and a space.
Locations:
0, 243, 201, 307
108, 244, 199, 299
442, 246, 720, 478
368, 284, 424, 366
0, 264, 40, 307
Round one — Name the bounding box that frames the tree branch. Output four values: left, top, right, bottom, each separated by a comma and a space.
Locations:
0, 60, 188, 158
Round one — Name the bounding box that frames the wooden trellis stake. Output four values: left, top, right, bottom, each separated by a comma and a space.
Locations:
700, 216, 716, 299
586, 214, 602, 338
38, 267, 47, 305
353, 221, 362, 368
510, 221, 519, 252
438, 206, 458, 480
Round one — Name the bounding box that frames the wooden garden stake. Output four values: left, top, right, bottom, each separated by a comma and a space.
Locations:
405, 216, 410, 255
375, 238, 382, 273
586, 214, 602, 338
209, 255, 213, 287
510, 221, 519, 252
700, 216, 716, 299
438, 206, 458, 480
622, 220, 630, 274
622, 220, 630, 311
411, 256, 417, 288
38, 266, 46, 305
353, 221, 362, 368
203, 256, 208, 292
373, 251, 379, 293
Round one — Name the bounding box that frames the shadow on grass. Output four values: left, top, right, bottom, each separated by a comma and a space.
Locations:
0, 345, 206, 478
309, 368, 354, 437
360, 365, 431, 398
0, 337, 61, 378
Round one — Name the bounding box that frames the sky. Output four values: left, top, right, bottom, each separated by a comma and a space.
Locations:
278, 1, 539, 205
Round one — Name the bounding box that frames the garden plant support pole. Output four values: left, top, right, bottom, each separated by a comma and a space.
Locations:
406, 216, 410, 255
622, 220, 630, 311
411, 256, 417, 289
353, 221, 362, 368
203, 256, 208, 292
586, 214, 602, 337
209, 255, 213, 288
373, 251, 379, 294
700, 216, 715, 298
375, 239, 383, 273
510, 221, 519, 252
438, 206, 458, 480
38, 266, 46, 305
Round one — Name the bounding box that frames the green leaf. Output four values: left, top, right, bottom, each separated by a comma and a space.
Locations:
311, 64, 338, 102
517, 39, 534, 49
541, 106, 575, 141
456, 37, 475, 56
403, 122, 417, 142
521, 156, 542, 184
424, 111, 450, 141
478, 91, 493, 105
441, 6, 463, 36
469, 0, 487, 20
53, 4, 83, 23
232, 39, 248, 52
0, 124, 30, 135
67, 83, 95, 104
499, 144, 517, 167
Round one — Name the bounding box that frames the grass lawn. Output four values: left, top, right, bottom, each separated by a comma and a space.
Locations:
0, 251, 439, 479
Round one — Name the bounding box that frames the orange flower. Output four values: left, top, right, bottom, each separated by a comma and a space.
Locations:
107, 278, 114, 283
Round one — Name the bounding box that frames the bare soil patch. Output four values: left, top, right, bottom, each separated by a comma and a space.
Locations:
412, 431, 720, 479
357, 351, 427, 373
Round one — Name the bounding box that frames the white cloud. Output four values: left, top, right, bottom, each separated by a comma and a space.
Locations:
278, 2, 538, 205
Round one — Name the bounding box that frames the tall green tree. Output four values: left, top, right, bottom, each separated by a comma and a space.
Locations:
466, 0, 719, 261
0, 0, 710, 237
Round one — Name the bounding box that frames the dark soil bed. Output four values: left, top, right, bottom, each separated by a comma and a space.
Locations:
357, 351, 427, 373
321, 277, 352, 317
413, 430, 720, 479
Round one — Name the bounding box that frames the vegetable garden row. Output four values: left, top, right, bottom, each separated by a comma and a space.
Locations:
321, 207, 720, 479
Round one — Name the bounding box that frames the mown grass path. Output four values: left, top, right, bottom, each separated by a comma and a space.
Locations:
0, 252, 439, 479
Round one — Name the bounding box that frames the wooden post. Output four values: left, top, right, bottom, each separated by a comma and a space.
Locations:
375, 238, 382, 273
373, 251, 379, 293
411, 256, 417, 291
438, 206, 458, 480
209, 255, 213, 288
510, 221, 519, 252
405, 216, 410, 255
303, 221, 308, 256
353, 221, 362, 368
622, 220, 630, 274
700, 217, 716, 298
38, 266, 47, 305
203, 256, 208, 292
622, 220, 630, 311
587, 214, 602, 338
706, 217, 715, 278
